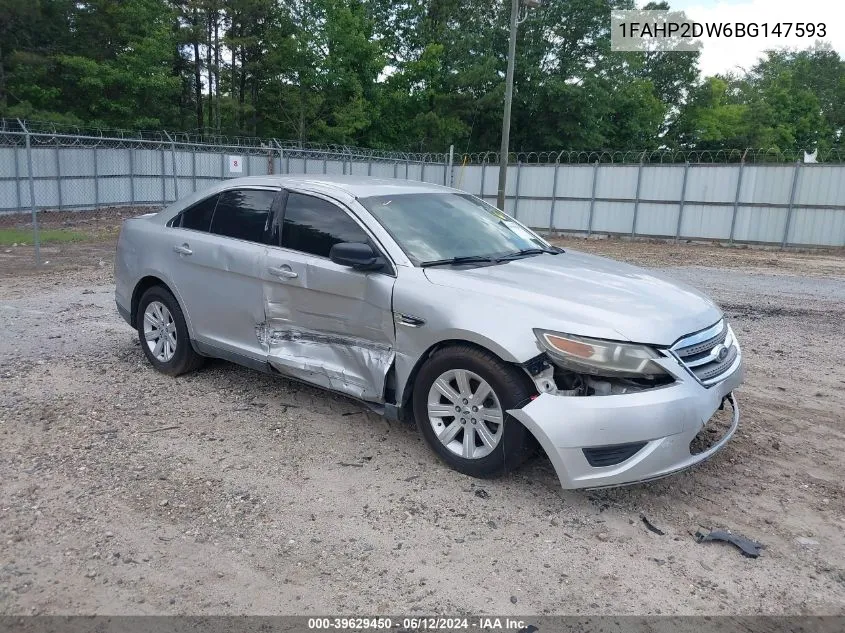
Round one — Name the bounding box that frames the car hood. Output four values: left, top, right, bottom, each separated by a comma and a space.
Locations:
422, 250, 722, 346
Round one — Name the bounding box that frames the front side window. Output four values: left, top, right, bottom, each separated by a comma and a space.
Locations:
178, 194, 219, 231
281, 192, 371, 258
358, 193, 549, 264
209, 189, 276, 243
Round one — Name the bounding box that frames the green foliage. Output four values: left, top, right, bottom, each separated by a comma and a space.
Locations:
0, 0, 841, 154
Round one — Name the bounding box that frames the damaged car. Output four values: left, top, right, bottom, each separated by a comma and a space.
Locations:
115, 175, 743, 489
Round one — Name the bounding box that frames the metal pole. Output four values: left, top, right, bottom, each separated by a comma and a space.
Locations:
393, 161, 398, 179
729, 157, 746, 243
675, 162, 690, 242
323, 157, 327, 174
405, 159, 409, 179
497, 0, 520, 210
513, 161, 522, 219
480, 160, 487, 201
93, 146, 100, 209
13, 143, 21, 212
586, 160, 599, 236
447, 145, 454, 187
191, 148, 197, 192
163, 131, 179, 201
304, 154, 308, 175
220, 151, 226, 181
548, 160, 560, 234
19, 121, 41, 266
781, 161, 802, 248
160, 146, 166, 202
55, 139, 63, 210
631, 154, 645, 237
129, 148, 135, 204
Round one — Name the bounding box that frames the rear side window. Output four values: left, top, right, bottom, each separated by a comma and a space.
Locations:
281, 192, 370, 258
209, 189, 276, 243
178, 194, 218, 231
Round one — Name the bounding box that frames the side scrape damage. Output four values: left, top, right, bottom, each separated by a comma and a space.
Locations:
256, 323, 394, 403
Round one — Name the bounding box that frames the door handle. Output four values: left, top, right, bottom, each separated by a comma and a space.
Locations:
267, 265, 298, 280
173, 243, 193, 256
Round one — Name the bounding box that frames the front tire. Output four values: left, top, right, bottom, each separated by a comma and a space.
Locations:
136, 286, 204, 376
412, 344, 536, 478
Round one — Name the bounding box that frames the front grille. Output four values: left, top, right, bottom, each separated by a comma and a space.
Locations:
671, 320, 738, 387
583, 442, 647, 467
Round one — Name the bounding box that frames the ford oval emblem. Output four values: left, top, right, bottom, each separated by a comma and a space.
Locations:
716, 345, 729, 361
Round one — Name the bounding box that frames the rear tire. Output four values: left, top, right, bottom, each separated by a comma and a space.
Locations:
412, 344, 536, 478
136, 286, 204, 376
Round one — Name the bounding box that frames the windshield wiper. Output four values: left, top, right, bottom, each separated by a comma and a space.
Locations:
419, 255, 500, 268
497, 247, 563, 261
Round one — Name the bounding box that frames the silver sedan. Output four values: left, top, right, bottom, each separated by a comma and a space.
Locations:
115, 175, 743, 489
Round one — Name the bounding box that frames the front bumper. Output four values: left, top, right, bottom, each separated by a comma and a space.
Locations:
507, 354, 744, 489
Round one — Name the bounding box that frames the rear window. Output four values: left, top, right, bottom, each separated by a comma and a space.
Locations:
178, 195, 219, 231
209, 189, 276, 243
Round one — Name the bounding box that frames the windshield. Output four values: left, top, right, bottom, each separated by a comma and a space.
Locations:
358, 192, 550, 264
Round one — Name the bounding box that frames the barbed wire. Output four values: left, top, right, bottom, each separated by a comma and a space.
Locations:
0, 119, 449, 163
458, 148, 845, 164
2, 119, 842, 164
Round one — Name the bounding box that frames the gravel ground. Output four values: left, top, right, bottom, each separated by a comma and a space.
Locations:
1, 220, 844, 616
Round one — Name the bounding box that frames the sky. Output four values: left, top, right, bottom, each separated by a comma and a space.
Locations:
635, 0, 845, 76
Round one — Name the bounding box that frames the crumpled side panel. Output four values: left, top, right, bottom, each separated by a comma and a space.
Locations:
258, 323, 394, 402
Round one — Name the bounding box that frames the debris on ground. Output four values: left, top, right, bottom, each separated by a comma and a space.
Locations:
474, 489, 489, 499
695, 528, 764, 558
641, 514, 665, 536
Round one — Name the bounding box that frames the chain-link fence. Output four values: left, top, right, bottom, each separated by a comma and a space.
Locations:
2, 119, 845, 265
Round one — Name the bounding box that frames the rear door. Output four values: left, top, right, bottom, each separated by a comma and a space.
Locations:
168, 187, 280, 366
262, 190, 396, 402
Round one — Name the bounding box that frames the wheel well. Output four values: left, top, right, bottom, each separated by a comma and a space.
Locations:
130, 276, 170, 328
399, 339, 530, 410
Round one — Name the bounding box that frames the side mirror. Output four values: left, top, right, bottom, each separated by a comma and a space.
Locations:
329, 242, 384, 271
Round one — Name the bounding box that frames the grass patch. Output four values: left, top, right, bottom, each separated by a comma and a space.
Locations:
0, 227, 88, 246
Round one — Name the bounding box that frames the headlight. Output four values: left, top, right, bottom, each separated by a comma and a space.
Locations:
534, 329, 666, 378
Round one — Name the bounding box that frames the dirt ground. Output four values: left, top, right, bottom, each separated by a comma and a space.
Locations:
1, 209, 844, 616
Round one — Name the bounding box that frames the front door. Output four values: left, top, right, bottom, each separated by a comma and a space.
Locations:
261, 190, 396, 402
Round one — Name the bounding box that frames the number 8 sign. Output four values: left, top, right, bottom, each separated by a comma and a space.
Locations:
228, 155, 243, 173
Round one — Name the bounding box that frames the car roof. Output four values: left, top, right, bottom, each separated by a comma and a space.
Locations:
219, 174, 455, 199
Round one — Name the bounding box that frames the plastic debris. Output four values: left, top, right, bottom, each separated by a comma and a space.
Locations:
695, 528, 764, 558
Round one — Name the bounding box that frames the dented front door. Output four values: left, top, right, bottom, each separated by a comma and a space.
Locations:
260, 191, 396, 403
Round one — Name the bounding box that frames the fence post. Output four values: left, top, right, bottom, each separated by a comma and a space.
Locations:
18, 120, 41, 266
393, 161, 398, 179
272, 139, 283, 174
447, 145, 454, 187
631, 153, 645, 237
129, 148, 135, 204
93, 145, 100, 209
513, 161, 522, 219
160, 146, 167, 202
323, 157, 327, 174
548, 160, 560, 234
587, 160, 599, 236
781, 160, 802, 248
192, 147, 197, 191
220, 150, 226, 181
480, 160, 487, 201
675, 162, 690, 242
367, 155, 372, 176
729, 153, 746, 243
13, 143, 22, 213
405, 158, 409, 179
163, 131, 179, 201
55, 138, 63, 210
304, 154, 308, 175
